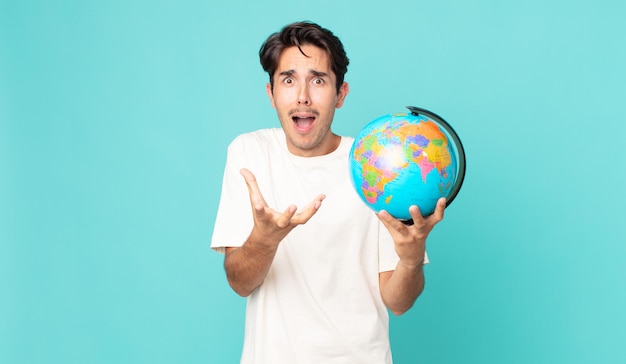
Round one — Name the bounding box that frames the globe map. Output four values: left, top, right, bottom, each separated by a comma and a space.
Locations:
349, 109, 464, 220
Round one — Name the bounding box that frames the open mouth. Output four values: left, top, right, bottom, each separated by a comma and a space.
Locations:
292, 114, 316, 132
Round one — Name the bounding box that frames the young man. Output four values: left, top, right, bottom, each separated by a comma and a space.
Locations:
211, 21, 446, 363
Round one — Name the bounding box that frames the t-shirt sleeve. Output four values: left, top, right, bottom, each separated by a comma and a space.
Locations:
378, 222, 399, 272
210, 136, 255, 254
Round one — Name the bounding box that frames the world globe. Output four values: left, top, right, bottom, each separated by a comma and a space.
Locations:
349, 106, 466, 222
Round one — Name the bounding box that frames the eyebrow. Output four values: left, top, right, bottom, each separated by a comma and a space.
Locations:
278, 70, 295, 77
277, 69, 329, 78
311, 70, 328, 78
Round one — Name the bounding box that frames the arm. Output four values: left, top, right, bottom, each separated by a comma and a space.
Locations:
224, 169, 325, 297
378, 198, 446, 315
379, 264, 425, 316
224, 243, 278, 297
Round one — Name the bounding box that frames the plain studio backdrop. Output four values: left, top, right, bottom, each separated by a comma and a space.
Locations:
1, 0, 625, 363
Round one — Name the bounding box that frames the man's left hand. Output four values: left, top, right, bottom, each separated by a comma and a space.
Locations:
377, 197, 446, 268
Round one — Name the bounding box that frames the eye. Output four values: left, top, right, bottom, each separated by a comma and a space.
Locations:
313, 78, 324, 85
284, 78, 293, 84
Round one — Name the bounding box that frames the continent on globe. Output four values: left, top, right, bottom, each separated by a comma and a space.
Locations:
349, 108, 465, 220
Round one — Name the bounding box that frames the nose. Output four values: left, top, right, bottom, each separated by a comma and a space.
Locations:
297, 85, 311, 105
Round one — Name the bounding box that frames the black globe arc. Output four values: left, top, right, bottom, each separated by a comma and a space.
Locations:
406, 106, 467, 210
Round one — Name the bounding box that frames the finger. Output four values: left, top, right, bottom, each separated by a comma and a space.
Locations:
276, 205, 297, 228
291, 194, 326, 224
428, 197, 446, 224
240, 168, 267, 209
377, 209, 392, 223
377, 209, 404, 232
309, 194, 326, 209
408, 205, 425, 225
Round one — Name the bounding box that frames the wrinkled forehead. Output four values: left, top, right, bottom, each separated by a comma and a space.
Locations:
275, 44, 333, 75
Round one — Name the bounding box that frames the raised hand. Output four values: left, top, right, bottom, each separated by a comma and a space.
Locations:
240, 168, 326, 249
224, 169, 326, 297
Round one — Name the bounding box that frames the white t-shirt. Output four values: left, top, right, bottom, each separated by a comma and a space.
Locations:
211, 128, 401, 364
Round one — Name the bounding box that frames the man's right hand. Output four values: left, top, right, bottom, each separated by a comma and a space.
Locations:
240, 168, 326, 249
223, 168, 325, 297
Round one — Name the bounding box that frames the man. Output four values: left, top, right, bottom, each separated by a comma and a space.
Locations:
211, 21, 446, 363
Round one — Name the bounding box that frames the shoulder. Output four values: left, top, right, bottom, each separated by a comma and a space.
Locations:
227, 128, 285, 153
340, 135, 354, 148
334, 135, 355, 157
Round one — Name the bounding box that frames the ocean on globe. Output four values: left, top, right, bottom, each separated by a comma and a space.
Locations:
349, 106, 465, 220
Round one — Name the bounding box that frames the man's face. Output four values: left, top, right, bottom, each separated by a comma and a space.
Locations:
267, 44, 349, 157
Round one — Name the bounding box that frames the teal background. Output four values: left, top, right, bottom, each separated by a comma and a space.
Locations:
1, 0, 625, 363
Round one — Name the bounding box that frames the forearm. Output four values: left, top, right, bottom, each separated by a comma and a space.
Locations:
224, 238, 278, 297
380, 262, 425, 316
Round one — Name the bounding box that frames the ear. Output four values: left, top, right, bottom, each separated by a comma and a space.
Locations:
335, 82, 349, 109
266, 83, 276, 108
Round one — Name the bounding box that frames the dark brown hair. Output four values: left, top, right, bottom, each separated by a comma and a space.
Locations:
259, 21, 349, 92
